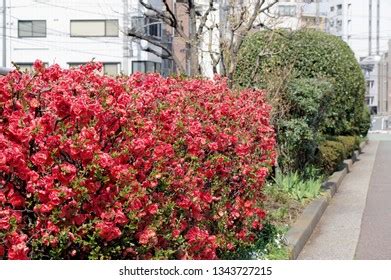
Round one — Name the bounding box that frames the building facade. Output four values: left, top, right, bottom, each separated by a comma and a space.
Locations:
326, 0, 391, 60
272, 0, 328, 31
0, 0, 168, 75
360, 55, 381, 114
378, 40, 391, 115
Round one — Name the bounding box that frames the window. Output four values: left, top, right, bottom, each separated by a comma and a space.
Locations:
337, 4, 343, 15
70, 20, 119, 37
68, 62, 120, 76
131, 17, 162, 38
278, 5, 296, 17
132, 61, 162, 74
103, 63, 119, 76
330, 6, 335, 12
336, 20, 343, 32
18, 20, 46, 37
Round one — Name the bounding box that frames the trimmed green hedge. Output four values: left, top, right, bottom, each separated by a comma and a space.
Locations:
335, 136, 359, 155
317, 140, 346, 175
317, 136, 362, 175
234, 29, 368, 136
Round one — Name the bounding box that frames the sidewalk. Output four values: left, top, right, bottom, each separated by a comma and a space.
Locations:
298, 139, 391, 259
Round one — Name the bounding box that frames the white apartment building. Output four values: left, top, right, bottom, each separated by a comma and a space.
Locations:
360, 55, 381, 114
271, 0, 328, 31
326, 0, 391, 60
0, 0, 167, 75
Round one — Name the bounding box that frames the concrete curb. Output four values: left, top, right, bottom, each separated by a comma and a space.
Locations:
285, 141, 368, 260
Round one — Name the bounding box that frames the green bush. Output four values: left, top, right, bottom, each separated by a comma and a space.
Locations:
275, 78, 333, 172
317, 140, 346, 175
358, 106, 371, 137
234, 29, 369, 136
335, 136, 359, 156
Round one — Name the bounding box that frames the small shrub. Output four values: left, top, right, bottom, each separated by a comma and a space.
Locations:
0, 61, 276, 260
317, 140, 345, 175
335, 136, 358, 156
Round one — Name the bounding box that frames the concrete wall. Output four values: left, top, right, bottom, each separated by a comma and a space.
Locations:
0, 0, 163, 74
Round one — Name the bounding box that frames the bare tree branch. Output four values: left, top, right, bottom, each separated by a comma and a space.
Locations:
196, 0, 215, 39
127, 28, 185, 73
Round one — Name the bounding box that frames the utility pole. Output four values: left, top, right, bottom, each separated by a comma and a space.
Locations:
122, 0, 129, 75
369, 0, 373, 56
315, 0, 320, 27
2, 0, 6, 67
376, 0, 380, 55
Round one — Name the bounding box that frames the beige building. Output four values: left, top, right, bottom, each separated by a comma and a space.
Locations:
378, 40, 391, 115
272, 0, 328, 31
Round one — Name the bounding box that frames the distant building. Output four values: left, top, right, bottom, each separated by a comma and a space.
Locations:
326, 0, 391, 60
271, 0, 328, 31
360, 55, 381, 114
0, 0, 171, 75
378, 40, 391, 115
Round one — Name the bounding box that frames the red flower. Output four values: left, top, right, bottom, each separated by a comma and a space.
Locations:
146, 204, 158, 215
55, 163, 77, 184
8, 193, 25, 209
33, 59, 45, 73
0, 191, 5, 204
138, 228, 157, 245
114, 210, 128, 225
55, 98, 71, 118
0, 245, 4, 258
31, 151, 48, 166
0, 217, 10, 230
98, 152, 114, 168
96, 221, 121, 242
8, 243, 29, 260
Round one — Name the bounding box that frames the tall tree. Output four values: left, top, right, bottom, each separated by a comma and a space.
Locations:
127, 0, 278, 80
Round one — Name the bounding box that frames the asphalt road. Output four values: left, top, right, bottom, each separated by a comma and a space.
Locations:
355, 140, 391, 259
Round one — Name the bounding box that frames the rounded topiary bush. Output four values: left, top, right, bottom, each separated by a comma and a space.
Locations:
0, 61, 276, 260
234, 29, 368, 136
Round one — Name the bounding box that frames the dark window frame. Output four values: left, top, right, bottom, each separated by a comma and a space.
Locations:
132, 61, 162, 74
18, 20, 47, 38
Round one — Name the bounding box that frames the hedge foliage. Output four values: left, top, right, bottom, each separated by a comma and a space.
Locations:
317, 136, 361, 175
234, 29, 369, 173
234, 29, 368, 136
0, 61, 276, 260
317, 140, 346, 175
274, 78, 333, 172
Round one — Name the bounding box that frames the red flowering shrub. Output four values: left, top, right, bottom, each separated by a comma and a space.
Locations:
0, 61, 275, 260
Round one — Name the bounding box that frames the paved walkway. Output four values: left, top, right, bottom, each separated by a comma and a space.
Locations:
299, 138, 391, 260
